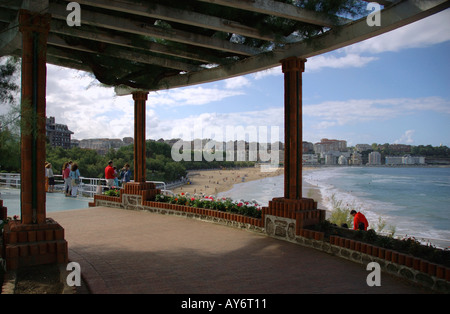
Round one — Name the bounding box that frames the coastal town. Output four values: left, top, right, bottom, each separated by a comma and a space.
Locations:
44, 116, 449, 168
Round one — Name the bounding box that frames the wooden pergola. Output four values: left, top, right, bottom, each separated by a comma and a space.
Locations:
1, 0, 448, 270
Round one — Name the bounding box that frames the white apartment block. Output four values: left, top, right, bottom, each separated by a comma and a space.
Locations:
385, 155, 425, 165
368, 151, 381, 165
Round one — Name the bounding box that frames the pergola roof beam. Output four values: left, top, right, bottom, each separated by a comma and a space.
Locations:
47, 33, 201, 72
48, 2, 262, 56
49, 20, 225, 64
71, 0, 281, 42
196, 0, 349, 27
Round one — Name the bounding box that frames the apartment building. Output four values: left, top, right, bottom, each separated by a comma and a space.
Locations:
46, 116, 74, 149
314, 138, 347, 154
368, 151, 381, 165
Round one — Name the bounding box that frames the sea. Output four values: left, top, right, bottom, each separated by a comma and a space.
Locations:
219, 166, 450, 249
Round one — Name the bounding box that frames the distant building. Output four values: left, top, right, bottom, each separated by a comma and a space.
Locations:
79, 138, 130, 155
338, 155, 348, 165
302, 141, 314, 153
385, 156, 403, 165
303, 153, 318, 165
71, 139, 80, 148
314, 138, 347, 154
368, 151, 381, 165
355, 144, 372, 152
350, 152, 362, 165
390, 144, 411, 153
385, 155, 425, 165
46, 116, 74, 149
123, 137, 133, 145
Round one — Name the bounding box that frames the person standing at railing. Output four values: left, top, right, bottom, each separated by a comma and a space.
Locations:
46, 163, 55, 193
62, 162, 72, 197
113, 167, 119, 187
105, 160, 115, 189
70, 162, 81, 197
121, 163, 132, 187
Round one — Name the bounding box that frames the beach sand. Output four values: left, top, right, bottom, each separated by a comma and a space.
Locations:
171, 166, 326, 210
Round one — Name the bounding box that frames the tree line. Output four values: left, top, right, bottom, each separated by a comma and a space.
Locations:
0, 134, 255, 182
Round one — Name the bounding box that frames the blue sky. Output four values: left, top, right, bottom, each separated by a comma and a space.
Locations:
40, 8, 450, 147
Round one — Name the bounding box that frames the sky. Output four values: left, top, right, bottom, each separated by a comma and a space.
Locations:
7, 8, 450, 147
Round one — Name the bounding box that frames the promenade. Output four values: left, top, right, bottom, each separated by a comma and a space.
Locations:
50, 206, 431, 296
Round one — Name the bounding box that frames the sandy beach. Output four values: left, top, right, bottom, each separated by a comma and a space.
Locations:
171, 166, 326, 209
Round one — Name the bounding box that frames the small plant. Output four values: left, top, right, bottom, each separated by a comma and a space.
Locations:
375, 216, 386, 233
104, 188, 120, 197
328, 194, 353, 227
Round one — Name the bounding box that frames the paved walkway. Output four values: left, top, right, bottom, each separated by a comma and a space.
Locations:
51, 207, 430, 295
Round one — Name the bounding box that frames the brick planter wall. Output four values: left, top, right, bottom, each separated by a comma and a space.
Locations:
327, 235, 450, 292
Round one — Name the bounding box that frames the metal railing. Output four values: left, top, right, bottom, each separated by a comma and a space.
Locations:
0, 173, 170, 198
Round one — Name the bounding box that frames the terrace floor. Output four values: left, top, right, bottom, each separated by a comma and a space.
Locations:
49, 206, 431, 296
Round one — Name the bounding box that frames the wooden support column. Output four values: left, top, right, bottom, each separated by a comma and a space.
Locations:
282, 56, 305, 200
123, 91, 160, 197
3, 10, 68, 271
265, 57, 326, 231
132, 91, 148, 184
19, 9, 51, 225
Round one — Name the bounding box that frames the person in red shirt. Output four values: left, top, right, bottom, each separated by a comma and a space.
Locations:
350, 210, 369, 231
105, 160, 116, 188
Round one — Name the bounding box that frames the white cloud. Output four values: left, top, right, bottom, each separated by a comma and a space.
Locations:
224, 76, 251, 89
394, 130, 415, 144
250, 53, 378, 77
148, 85, 245, 108
156, 107, 284, 142
304, 97, 450, 128
46, 65, 135, 140
252, 66, 281, 80
307, 53, 378, 71
345, 9, 450, 55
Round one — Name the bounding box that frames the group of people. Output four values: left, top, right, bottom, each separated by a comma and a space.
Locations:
47, 159, 371, 231
105, 160, 132, 189
62, 160, 81, 197
43, 159, 132, 197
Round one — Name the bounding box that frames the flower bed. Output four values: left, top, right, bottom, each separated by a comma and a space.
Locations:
104, 188, 121, 197
154, 193, 262, 219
